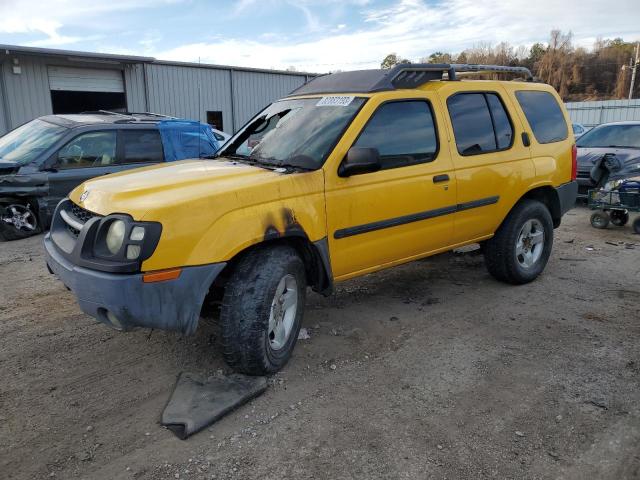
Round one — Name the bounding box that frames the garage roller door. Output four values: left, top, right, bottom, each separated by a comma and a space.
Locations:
48, 66, 124, 93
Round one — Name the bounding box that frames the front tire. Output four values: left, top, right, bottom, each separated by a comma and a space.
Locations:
484, 200, 553, 285
0, 202, 41, 241
220, 245, 306, 375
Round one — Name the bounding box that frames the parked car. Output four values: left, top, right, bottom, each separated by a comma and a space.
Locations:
0, 112, 220, 240
575, 121, 640, 195
572, 123, 588, 139
211, 127, 231, 145
45, 63, 577, 375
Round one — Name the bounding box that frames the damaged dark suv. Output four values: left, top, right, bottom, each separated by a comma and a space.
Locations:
0, 112, 221, 240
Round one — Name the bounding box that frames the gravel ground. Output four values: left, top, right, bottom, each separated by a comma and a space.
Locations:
1, 206, 639, 480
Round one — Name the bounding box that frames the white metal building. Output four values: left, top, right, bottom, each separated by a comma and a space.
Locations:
0, 44, 315, 135
565, 99, 640, 128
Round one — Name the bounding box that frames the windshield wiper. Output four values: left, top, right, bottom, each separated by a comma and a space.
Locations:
250, 156, 313, 172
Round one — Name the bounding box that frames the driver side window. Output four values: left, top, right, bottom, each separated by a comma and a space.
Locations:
353, 100, 439, 170
57, 131, 117, 169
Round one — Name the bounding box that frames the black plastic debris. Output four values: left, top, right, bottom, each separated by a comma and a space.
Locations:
161, 372, 267, 439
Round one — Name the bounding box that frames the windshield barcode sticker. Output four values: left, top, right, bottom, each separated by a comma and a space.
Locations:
316, 96, 355, 107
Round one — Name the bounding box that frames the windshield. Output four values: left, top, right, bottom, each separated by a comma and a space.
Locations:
577, 124, 640, 149
0, 119, 67, 165
218, 96, 366, 170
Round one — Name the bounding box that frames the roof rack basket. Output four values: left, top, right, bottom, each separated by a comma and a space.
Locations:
384, 63, 533, 88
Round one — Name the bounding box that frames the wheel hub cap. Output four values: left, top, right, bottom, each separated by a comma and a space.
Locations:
268, 274, 298, 351
2, 205, 37, 232
515, 219, 544, 268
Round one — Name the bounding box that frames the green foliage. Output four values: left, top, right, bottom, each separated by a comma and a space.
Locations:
381, 53, 411, 69
383, 31, 639, 100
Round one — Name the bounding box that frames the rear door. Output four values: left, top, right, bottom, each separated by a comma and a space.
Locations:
438, 84, 533, 244
116, 128, 165, 167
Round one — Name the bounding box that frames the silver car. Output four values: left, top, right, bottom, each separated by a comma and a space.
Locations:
576, 121, 640, 194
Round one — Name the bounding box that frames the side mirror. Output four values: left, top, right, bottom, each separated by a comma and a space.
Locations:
338, 147, 381, 177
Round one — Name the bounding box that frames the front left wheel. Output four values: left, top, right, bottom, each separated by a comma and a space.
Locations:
0, 202, 41, 241
220, 245, 307, 375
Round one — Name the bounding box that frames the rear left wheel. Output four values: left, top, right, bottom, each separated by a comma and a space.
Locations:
483, 199, 553, 285
0, 202, 41, 241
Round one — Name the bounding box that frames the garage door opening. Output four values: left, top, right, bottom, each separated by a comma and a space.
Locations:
51, 90, 127, 114
48, 65, 127, 114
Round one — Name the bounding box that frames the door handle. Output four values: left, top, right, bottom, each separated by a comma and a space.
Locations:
433, 174, 450, 183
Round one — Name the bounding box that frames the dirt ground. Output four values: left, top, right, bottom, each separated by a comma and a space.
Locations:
1, 206, 639, 480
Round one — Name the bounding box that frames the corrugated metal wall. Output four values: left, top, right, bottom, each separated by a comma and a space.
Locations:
0, 52, 310, 135
145, 64, 308, 132
1, 54, 53, 128
231, 71, 306, 131
0, 63, 7, 134
144, 63, 233, 130
565, 99, 640, 128
124, 64, 147, 112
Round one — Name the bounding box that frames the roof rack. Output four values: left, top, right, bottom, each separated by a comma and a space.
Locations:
80, 110, 177, 120
449, 64, 533, 80
288, 63, 534, 97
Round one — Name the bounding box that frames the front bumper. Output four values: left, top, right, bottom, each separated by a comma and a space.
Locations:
45, 234, 225, 335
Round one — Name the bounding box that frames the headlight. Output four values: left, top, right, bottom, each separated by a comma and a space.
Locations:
90, 213, 162, 271
106, 220, 126, 254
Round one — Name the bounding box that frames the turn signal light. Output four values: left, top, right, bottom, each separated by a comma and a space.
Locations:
142, 268, 182, 283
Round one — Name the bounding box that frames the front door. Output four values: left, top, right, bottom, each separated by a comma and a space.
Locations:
47, 128, 166, 211
47, 130, 120, 211
325, 94, 457, 280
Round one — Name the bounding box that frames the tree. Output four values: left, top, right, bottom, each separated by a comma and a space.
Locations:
381, 53, 411, 69
423, 51, 452, 64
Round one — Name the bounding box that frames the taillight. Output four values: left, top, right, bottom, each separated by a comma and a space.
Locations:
571, 144, 577, 181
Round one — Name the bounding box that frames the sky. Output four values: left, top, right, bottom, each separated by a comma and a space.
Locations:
0, 0, 638, 73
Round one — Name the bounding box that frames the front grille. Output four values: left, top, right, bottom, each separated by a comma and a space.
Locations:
70, 202, 97, 224
65, 202, 101, 237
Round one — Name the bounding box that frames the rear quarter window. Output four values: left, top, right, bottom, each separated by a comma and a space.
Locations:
515, 91, 568, 144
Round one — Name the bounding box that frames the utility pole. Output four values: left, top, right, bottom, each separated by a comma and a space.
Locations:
629, 41, 639, 100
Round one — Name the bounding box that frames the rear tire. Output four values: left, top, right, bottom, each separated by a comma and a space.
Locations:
610, 210, 628, 227
220, 245, 306, 375
590, 211, 610, 229
483, 200, 553, 285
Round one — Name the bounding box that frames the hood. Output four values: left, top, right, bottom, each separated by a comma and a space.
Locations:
0, 160, 20, 176
577, 147, 640, 178
70, 158, 294, 219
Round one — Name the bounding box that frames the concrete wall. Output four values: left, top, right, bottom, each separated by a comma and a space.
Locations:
565, 99, 640, 128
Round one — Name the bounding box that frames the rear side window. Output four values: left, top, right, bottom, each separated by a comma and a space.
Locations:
515, 91, 568, 144
120, 130, 164, 164
486, 94, 513, 149
354, 100, 438, 170
447, 92, 513, 155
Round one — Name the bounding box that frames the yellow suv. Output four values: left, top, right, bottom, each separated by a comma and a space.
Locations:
44, 64, 578, 375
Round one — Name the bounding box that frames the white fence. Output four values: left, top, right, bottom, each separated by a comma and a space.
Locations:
564, 99, 640, 128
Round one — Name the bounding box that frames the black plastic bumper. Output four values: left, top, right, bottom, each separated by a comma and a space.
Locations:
556, 180, 579, 216
45, 234, 225, 335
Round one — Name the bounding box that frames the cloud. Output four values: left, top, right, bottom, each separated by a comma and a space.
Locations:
0, 0, 638, 72
0, 0, 186, 47
155, 0, 640, 71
